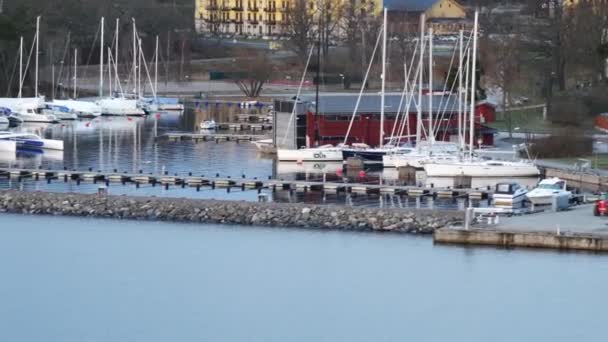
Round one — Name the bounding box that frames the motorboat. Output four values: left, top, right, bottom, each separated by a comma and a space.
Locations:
277, 145, 344, 162
252, 138, 276, 154
11, 107, 58, 123
98, 98, 146, 116
200, 120, 217, 130
492, 182, 528, 209
42, 103, 78, 120
50, 99, 102, 118
423, 159, 540, 177
156, 97, 184, 111
0, 131, 64, 151
0, 97, 58, 123
526, 177, 572, 207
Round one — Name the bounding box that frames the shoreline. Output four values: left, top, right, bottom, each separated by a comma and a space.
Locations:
0, 190, 462, 235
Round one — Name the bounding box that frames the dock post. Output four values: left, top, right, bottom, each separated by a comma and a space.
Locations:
464, 207, 473, 230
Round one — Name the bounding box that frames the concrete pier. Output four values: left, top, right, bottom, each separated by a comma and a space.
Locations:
434, 204, 608, 252
434, 228, 608, 252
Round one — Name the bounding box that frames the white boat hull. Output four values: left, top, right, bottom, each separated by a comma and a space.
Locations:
277, 148, 344, 162
98, 98, 145, 116
51, 100, 102, 118
252, 139, 276, 154
158, 104, 184, 111
424, 162, 540, 177
13, 112, 58, 123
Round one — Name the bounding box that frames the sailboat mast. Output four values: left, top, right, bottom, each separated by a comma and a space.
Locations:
18, 36, 23, 98
380, 7, 387, 147
458, 29, 464, 150
469, 11, 479, 158
73, 48, 77, 99
416, 14, 425, 150
428, 27, 433, 143
132, 18, 137, 95
108, 47, 112, 96
115, 18, 119, 93
138, 38, 142, 97
35, 16, 40, 98
155, 35, 159, 96
100, 17, 104, 98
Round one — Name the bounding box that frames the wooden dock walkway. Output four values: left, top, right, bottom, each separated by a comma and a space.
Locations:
214, 122, 273, 131
0, 167, 494, 199
157, 132, 269, 143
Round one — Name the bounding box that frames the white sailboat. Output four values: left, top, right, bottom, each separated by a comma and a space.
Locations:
97, 17, 145, 117
421, 11, 540, 178
49, 48, 102, 118
276, 45, 343, 161
0, 20, 58, 124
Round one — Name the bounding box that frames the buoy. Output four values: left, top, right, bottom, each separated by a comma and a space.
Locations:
358, 170, 366, 178
336, 168, 343, 176
155, 113, 161, 119
297, 159, 303, 165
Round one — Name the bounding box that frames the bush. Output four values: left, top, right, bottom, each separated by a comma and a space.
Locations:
549, 94, 588, 126
528, 131, 592, 158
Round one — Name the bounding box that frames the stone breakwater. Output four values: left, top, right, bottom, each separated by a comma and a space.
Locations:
0, 190, 463, 234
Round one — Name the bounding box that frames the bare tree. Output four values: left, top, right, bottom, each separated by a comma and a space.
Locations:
481, 16, 523, 138
286, 0, 314, 60
232, 49, 273, 98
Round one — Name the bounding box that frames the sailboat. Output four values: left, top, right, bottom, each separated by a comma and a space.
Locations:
421, 11, 540, 178
96, 17, 145, 116
0, 20, 58, 124
48, 48, 102, 118
275, 38, 345, 161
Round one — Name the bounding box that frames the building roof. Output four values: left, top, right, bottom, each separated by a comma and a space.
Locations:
295, 93, 461, 114
384, 0, 440, 12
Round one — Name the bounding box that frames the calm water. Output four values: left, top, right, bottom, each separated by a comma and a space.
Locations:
0, 213, 606, 341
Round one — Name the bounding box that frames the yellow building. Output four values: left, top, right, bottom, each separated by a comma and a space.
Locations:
194, 0, 464, 37
384, 0, 468, 35
195, 0, 382, 37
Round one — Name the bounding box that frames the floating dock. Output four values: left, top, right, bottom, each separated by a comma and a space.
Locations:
157, 133, 269, 143
0, 167, 495, 199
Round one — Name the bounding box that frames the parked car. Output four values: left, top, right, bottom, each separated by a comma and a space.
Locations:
594, 193, 608, 216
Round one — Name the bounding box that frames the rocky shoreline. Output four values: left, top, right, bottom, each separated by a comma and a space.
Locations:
0, 190, 464, 234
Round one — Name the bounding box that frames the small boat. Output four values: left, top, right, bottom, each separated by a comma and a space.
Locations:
526, 177, 572, 208
156, 97, 184, 111
252, 138, 276, 154
200, 120, 217, 130
98, 98, 146, 116
42, 103, 78, 120
277, 145, 344, 162
492, 182, 528, 208
51, 99, 102, 118
0, 132, 64, 151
